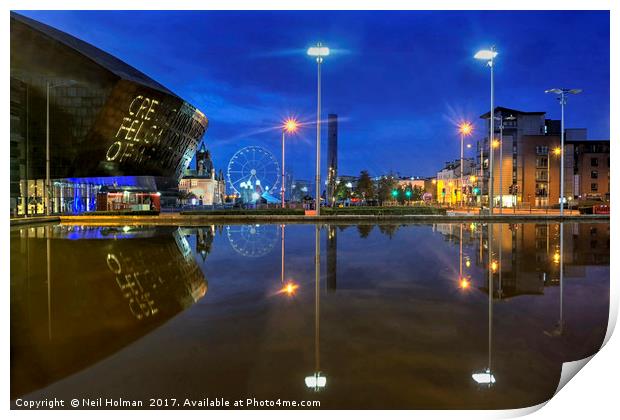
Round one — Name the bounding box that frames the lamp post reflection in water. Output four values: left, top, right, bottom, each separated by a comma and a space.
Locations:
277, 224, 300, 296
473, 223, 496, 386
305, 224, 326, 391
458, 223, 471, 290
545, 222, 565, 337
47, 225, 52, 341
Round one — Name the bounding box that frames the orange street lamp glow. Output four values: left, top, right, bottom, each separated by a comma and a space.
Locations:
459, 278, 471, 290
492, 139, 500, 148
553, 252, 560, 264
283, 118, 299, 134
469, 175, 477, 183
279, 281, 299, 296
553, 147, 561, 156
459, 122, 474, 136
491, 261, 498, 272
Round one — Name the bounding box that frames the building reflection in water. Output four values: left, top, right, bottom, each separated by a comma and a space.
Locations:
11, 222, 609, 407
10, 225, 208, 399
435, 221, 609, 300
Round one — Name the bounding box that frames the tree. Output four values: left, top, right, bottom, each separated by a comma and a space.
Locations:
334, 181, 352, 201
377, 174, 397, 205
412, 185, 423, 201
355, 170, 375, 202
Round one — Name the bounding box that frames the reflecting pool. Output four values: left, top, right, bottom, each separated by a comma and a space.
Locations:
11, 222, 609, 409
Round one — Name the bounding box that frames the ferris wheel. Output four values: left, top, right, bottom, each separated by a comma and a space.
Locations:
227, 146, 280, 199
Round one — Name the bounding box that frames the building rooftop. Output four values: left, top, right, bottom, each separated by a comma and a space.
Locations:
479, 106, 546, 119
11, 12, 178, 98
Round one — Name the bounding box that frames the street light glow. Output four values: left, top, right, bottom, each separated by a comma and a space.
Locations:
553, 147, 561, 156
283, 118, 299, 134
492, 139, 500, 148
474, 49, 498, 61
307, 46, 330, 58
459, 122, 473, 136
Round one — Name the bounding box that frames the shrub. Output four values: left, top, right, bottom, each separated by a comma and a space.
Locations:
180, 208, 305, 216
321, 206, 446, 215
81, 210, 160, 216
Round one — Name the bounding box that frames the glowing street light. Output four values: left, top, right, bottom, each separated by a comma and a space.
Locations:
545, 88, 582, 215
281, 118, 300, 208
307, 42, 330, 215
475, 47, 498, 213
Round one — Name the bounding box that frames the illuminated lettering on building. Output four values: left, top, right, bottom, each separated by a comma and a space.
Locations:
106, 95, 164, 164
105, 93, 208, 176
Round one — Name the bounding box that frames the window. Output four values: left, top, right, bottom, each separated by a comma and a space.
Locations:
591, 170, 598, 179
536, 170, 548, 181
536, 157, 548, 167
536, 146, 549, 155
591, 183, 598, 192
591, 158, 599, 167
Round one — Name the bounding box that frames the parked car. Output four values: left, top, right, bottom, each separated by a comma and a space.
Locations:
593, 204, 610, 215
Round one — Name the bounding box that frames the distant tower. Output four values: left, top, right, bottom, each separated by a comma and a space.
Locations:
196, 142, 214, 178
196, 142, 207, 175
327, 114, 338, 205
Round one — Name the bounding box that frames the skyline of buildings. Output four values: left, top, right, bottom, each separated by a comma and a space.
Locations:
9, 11, 610, 213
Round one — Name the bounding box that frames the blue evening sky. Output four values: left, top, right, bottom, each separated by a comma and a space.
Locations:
18, 10, 610, 179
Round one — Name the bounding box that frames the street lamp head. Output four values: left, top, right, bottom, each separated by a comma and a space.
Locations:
307, 43, 330, 63
553, 147, 561, 156
545, 88, 583, 95
459, 122, 474, 136
474, 49, 498, 62
283, 118, 299, 134
492, 139, 500, 148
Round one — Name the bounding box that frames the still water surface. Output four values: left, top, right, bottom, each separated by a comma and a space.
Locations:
11, 222, 609, 409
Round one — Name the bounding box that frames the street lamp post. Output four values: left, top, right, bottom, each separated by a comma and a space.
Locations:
46, 80, 77, 216
281, 118, 299, 209
475, 48, 498, 213
545, 88, 582, 215
307, 43, 330, 216
459, 122, 473, 208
